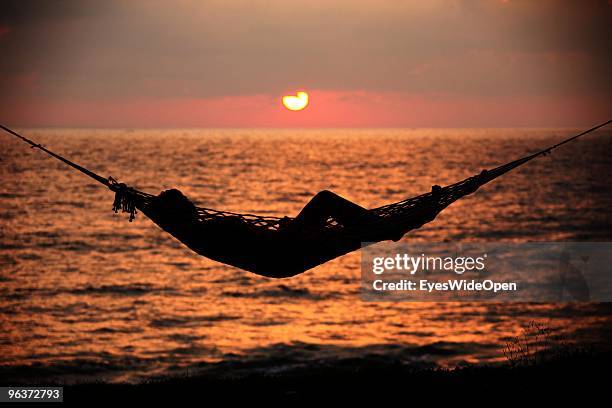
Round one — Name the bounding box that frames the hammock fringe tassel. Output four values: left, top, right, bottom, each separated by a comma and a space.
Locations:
111, 182, 138, 222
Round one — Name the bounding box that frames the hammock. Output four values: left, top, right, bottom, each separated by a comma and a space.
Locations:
1, 121, 610, 278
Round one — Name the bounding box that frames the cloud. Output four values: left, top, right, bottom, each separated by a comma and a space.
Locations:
0, 0, 610, 126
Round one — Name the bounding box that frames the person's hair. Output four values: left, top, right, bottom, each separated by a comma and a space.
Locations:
158, 189, 198, 218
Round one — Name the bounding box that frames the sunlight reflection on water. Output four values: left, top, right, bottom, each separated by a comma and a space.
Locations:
0, 128, 611, 382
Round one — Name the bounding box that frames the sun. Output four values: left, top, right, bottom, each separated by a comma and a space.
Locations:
282, 91, 309, 111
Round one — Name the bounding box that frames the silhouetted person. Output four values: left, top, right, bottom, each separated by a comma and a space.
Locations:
154, 188, 378, 232
144, 188, 386, 276
143, 186, 451, 277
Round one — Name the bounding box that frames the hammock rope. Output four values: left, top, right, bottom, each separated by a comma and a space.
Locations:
0, 124, 112, 188
1, 120, 610, 276
1, 120, 610, 231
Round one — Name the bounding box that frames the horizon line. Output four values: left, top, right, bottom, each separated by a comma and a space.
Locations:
5, 124, 606, 131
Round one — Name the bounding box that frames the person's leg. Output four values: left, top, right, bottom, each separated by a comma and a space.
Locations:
292, 190, 375, 229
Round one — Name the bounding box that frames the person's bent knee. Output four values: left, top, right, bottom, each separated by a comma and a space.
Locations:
315, 190, 337, 200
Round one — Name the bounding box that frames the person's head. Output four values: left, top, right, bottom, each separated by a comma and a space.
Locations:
158, 189, 198, 218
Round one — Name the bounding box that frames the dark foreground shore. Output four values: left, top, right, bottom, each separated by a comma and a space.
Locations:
5, 349, 607, 403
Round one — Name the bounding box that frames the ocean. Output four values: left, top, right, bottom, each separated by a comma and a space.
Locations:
1, 128, 611, 383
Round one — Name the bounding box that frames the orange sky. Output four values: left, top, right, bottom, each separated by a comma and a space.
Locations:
3, 90, 610, 128
0, 1, 610, 128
